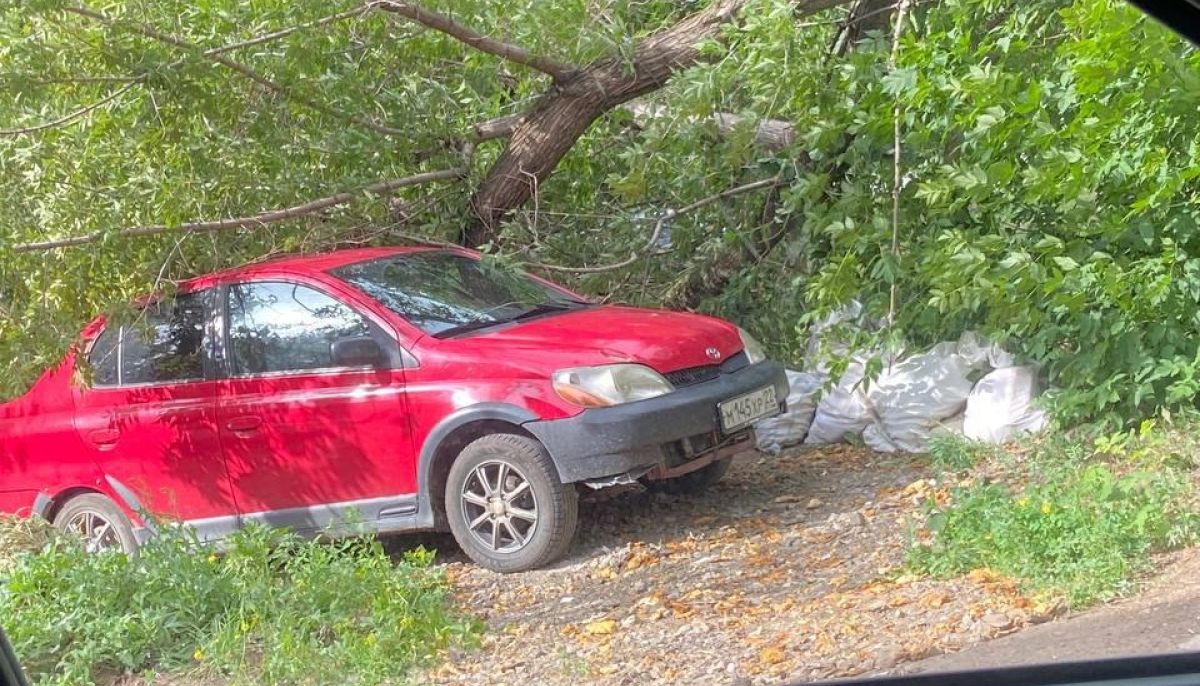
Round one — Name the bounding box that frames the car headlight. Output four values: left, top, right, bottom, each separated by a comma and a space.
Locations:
738, 327, 767, 364
552, 364, 674, 407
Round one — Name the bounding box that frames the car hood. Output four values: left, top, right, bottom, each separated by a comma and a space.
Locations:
441, 305, 745, 373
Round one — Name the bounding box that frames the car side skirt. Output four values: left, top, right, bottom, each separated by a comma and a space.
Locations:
179, 493, 425, 543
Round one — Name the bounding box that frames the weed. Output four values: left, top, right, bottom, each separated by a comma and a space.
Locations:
925, 433, 995, 472
0, 523, 479, 686
908, 419, 1200, 607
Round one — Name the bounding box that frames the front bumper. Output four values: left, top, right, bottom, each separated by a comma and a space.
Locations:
525, 360, 788, 483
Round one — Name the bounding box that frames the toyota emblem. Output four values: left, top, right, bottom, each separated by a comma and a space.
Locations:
705, 347, 722, 360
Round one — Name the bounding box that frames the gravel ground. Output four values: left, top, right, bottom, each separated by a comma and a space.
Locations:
409, 445, 1059, 686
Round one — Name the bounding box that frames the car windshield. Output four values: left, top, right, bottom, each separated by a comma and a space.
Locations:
331, 251, 587, 337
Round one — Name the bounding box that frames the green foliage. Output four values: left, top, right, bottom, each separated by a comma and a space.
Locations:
624, 0, 1200, 428
909, 423, 1200, 606
0, 523, 478, 686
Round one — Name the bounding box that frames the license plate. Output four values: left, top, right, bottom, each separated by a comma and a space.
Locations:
718, 385, 778, 433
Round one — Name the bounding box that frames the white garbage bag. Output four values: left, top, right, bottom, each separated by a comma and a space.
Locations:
804, 300, 890, 374
865, 412, 965, 453
956, 331, 1016, 369
804, 359, 876, 445
755, 370, 824, 454
864, 341, 987, 453
862, 422, 899, 452
963, 366, 1048, 443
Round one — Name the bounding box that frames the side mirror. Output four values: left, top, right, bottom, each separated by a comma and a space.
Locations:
330, 336, 386, 368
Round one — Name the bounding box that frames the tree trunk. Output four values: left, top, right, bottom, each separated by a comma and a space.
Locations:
464, 0, 848, 246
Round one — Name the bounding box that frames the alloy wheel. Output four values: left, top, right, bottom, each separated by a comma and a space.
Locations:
65, 510, 122, 553
460, 459, 539, 553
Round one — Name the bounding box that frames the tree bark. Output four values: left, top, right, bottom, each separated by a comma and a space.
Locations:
463, 0, 850, 246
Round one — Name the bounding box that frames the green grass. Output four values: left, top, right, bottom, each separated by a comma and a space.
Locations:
0, 522, 479, 686
925, 432, 998, 472
909, 425, 1200, 607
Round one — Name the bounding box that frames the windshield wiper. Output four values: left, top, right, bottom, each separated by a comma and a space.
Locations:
509, 300, 591, 322
433, 318, 508, 338
435, 301, 591, 338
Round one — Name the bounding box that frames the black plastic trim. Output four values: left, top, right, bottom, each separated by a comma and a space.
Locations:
1127, 0, 1200, 46
0, 626, 31, 686
800, 652, 1200, 686
526, 360, 787, 483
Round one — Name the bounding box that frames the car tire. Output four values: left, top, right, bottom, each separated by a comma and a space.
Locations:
641, 457, 732, 495
52, 493, 140, 555
445, 433, 578, 573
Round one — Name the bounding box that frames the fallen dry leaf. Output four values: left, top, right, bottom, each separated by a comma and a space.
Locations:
585, 619, 618, 636
759, 646, 787, 664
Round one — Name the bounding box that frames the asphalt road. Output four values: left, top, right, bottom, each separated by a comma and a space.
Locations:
894, 549, 1200, 675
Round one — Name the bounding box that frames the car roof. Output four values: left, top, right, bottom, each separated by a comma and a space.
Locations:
180, 245, 468, 290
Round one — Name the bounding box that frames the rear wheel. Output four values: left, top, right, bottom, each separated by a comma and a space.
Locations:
445, 434, 577, 573
52, 493, 139, 555
641, 457, 732, 495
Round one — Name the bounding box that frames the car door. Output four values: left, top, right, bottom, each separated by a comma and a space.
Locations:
72, 289, 238, 532
215, 279, 416, 532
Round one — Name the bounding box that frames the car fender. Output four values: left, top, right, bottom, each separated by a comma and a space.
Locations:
414, 403, 539, 527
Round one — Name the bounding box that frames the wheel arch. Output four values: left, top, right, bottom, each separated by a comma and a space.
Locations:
36, 486, 104, 523
416, 404, 540, 530
34, 475, 150, 530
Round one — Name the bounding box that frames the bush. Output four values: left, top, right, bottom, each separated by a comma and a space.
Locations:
0, 523, 479, 686
909, 436, 1198, 606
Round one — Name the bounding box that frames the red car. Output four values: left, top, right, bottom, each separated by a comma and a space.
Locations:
0, 247, 786, 572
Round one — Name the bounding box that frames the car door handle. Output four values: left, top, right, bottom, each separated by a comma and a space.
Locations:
225, 416, 263, 433
87, 428, 119, 448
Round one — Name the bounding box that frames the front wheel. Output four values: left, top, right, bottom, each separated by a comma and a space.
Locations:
445, 434, 578, 573
641, 457, 732, 495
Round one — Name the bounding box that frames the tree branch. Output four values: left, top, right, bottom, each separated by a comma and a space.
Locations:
13, 163, 472, 253
63, 5, 408, 137
466, 0, 856, 244
371, 1, 577, 82
530, 177, 778, 274
887, 0, 912, 324
205, 6, 371, 56
627, 103, 797, 152
0, 81, 140, 137
0, 73, 142, 85
472, 113, 524, 141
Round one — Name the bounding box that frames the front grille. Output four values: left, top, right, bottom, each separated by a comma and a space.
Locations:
720, 351, 749, 374
664, 365, 720, 388
663, 351, 750, 388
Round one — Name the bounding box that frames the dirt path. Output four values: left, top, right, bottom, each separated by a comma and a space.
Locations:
409, 446, 1053, 685
893, 548, 1200, 675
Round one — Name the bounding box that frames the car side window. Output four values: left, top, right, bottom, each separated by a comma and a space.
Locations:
227, 281, 373, 375
120, 292, 208, 385
87, 325, 120, 386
